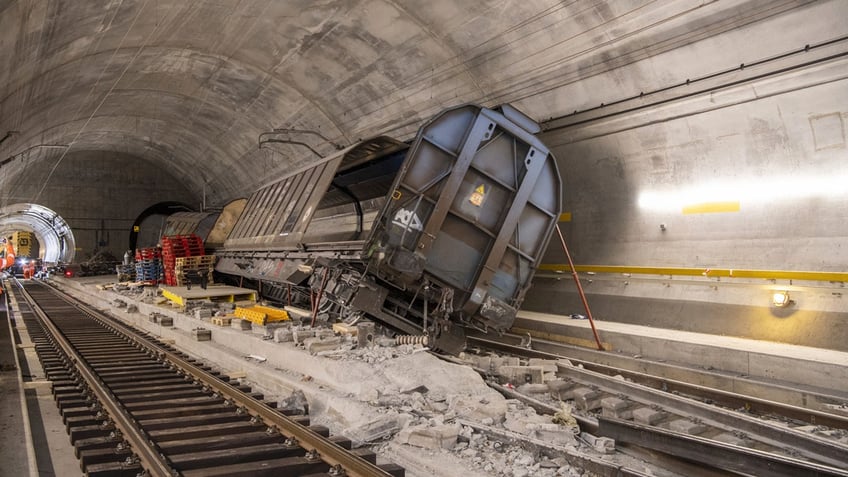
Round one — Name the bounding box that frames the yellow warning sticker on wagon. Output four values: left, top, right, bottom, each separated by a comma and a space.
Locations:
469, 184, 486, 207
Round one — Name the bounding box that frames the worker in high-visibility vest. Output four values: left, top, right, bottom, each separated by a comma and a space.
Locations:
23, 260, 36, 279
0, 239, 15, 271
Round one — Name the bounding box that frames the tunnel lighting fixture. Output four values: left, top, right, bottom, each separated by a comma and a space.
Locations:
772, 291, 791, 308
637, 173, 848, 212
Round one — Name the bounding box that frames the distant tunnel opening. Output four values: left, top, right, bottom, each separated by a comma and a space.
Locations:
129, 201, 193, 250
0, 203, 75, 264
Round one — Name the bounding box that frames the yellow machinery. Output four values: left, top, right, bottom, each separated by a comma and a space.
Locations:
12, 231, 38, 260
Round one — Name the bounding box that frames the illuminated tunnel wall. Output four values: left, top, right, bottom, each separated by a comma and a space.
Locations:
0, 203, 75, 264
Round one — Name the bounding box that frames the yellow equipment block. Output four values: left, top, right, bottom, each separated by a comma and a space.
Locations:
234, 305, 289, 326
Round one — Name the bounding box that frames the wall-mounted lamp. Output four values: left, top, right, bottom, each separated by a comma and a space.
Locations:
772, 291, 792, 308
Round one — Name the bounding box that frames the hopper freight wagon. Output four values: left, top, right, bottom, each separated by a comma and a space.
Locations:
216, 104, 561, 353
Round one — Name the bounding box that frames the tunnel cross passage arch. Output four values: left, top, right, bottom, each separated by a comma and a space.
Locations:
0, 203, 75, 264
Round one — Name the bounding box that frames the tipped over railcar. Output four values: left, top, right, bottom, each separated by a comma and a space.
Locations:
216, 104, 561, 353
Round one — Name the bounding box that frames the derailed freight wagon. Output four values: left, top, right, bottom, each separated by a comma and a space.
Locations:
216, 104, 561, 353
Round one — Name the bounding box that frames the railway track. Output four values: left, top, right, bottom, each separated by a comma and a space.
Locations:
10, 279, 404, 477
464, 333, 848, 477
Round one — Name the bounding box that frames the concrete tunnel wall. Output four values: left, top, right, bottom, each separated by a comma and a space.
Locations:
1, 149, 196, 261
544, 79, 848, 271
523, 4, 848, 348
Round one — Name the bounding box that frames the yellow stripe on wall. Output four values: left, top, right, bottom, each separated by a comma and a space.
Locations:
682, 201, 740, 214
538, 264, 848, 283
559, 212, 572, 222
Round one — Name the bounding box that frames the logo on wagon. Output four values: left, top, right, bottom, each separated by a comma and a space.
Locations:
392, 208, 423, 232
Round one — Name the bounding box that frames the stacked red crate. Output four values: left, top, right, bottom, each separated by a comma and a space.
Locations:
161, 234, 205, 286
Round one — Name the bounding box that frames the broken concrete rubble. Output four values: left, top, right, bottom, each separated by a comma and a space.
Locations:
343, 413, 407, 446
304, 336, 342, 354
499, 365, 545, 384
278, 389, 308, 415
397, 423, 461, 450
504, 404, 577, 446
64, 276, 650, 477
580, 432, 616, 454
273, 327, 293, 342
547, 379, 577, 400
571, 387, 603, 411
448, 394, 508, 424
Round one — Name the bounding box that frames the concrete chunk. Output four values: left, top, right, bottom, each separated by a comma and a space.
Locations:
527, 358, 558, 373
526, 422, 578, 446
304, 337, 341, 354
547, 379, 576, 400
344, 415, 401, 445
601, 397, 633, 419
632, 407, 667, 425
398, 424, 460, 450
669, 419, 708, 435
449, 395, 508, 424
273, 327, 293, 343
527, 358, 558, 381
278, 390, 308, 415
499, 365, 544, 384
571, 387, 602, 411
580, 432, 615, 454
467, 356, 520, 373
292, 328, 316, 344
232, 319, 251, 330
194, 308, 212, 319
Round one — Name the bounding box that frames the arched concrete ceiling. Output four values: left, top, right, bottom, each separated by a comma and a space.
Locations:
0, 0, 838, 206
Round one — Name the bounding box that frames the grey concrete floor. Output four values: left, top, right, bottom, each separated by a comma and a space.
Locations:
1, 298, 81, 477
1, 306, 32, 477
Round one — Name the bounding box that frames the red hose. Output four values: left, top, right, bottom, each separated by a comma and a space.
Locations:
555, 224, 604, 351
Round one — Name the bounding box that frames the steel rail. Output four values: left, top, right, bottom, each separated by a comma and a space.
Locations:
42, 281, 393, 477
468, 335, 848, 469
469, 332, 848, 427
17, 281, 175, 476
599, 417, 848, 477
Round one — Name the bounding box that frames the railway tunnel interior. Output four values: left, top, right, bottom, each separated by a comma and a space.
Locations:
0, 0, 843, 345
1, 1, 848, 475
